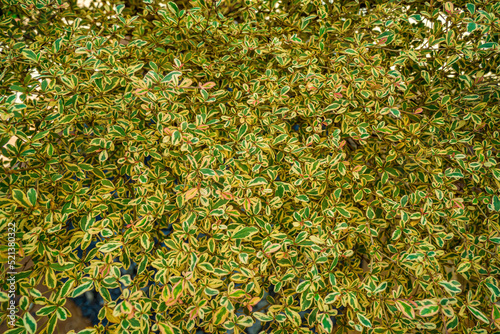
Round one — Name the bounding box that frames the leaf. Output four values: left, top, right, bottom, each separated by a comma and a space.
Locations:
254, 312, 273, 322
23, 312, 37, 334
493, 304, 500, 328
466, 3, 475, 14
200, 168, 216, 177
295, 194, 309, 202
420, 305, 439, 317
22, 49, 39, 62
237, 123, 248, 140
280, 86, 290, 95
36, 306, 57, 316
468, 306, 489, 324
439, 281, 462, 295
390, 108, 401, 118
232, 227, 259, 240
12, 189, 30, 207
229, 290, 246, 298
201, 82, 216, 89
374, 282, 388, 294
26, 188, 37, 207
166, 1, 179, 16
324, 103, 341, 112
248, 177, 268, 187
366, 206, 375, 219
333, 188, 342, 201
162, 71, 182, 83
357, 313, 372, 328
478, 42, 496, 49
421, 70, 430, 84
444, 2, 454, 13
213, 306, 229, 325
335, 207, 351, 218
99, 242, 122, 253
115, 4, 125, 14
32, 130, 50, 141
325, 292, 340, 304
158, 322, 179, 334
185, 188, 199, 201
272, 133, 288, 146
395, 300, 415, 319
353, 189, 363, 202
71, 281, 93, 298
285, 308, 301, 326
485, 282, 500, 298
467, 22, 477, 32
321, 315, 333, 333
296, 281, 310, 293
492, 196, 500, 211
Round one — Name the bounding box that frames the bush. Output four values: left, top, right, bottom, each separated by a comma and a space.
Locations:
1, 0, 500, 333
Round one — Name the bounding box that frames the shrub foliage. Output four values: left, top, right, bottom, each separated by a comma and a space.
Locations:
1, 0, 500, 333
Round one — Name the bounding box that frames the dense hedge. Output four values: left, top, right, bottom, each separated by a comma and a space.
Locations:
1, 0, 500, 333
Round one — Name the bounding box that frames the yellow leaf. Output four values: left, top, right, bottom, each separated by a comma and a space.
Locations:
105, 306, 120, 324
179, 78, 193, 88
185, 188, 198, 201
213, 306, 229, 325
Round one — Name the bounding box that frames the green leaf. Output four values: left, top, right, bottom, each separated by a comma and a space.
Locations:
167, 1, 179, 16
237, 123, 248, 140
200, 168, 216, 177
253, 312, 273, 322
22, 49, 39, 62
357, 313, 372, 328
172, 130, 182, 145
324, 292, 340, 304
71, 281, 93, 298
26, 188, 37, 207
439, 281, 462, 295
420, 305, 439, 317
467, 306, 489, 323
335, 207, 351, 218
32, 130, 50, 142
353, 189, 363, 202
12, 189, 31, 207
333, 188, 342, 201
158, 322, 178, 334
23, 312, 37, 334
213, 306, 228, 325
205, 287, 219, 296
421, 70, 430, 84
232, 227, 259, 240
321, 314, 333, 333
485, 282, 500, 298
466, 3, 475, 14
366, 206, 375, 219
98, 242, 122, 253
478, 42, 496, 49
390, 108, 401, 118
162, 71, 182, 83
395, 300, 415, 319
115, 4, 125, 14
295, 194, 309, 202
272, 133, 288, 146
284, 308, 301, 326
229, 290, 245, 298
36, 306, 57, 316
10, 85, 25, 92
491, 196, 500, 211
248, 177, 268, 187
